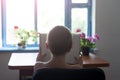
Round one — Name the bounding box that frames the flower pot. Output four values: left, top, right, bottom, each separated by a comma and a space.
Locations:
81, 46, 90, 56
17, 42, 26, 49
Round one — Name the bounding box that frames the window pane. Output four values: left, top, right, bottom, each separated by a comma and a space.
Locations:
72, 0, 88, 3
37, 0, 64, 33
71, 8, 88, 34
6, 0, 34, 44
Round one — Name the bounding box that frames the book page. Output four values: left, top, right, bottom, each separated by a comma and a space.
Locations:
65, 34, 80, 64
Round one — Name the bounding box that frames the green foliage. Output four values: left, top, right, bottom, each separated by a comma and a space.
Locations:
14, 26, 38, 45
80, 38, 96, 48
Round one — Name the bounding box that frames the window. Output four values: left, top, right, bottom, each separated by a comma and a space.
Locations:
37, 0, 64, 33
69, 0, 92, 34
0, 0, 92, 48
72, 0, 88, 3
6, 0, 35, 45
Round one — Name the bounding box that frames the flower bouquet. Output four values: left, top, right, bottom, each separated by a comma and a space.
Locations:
14, 26, 38, 48
76, 29, 100, 55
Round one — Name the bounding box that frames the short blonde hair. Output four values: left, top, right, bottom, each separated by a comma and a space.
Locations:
47, 25, 72, 56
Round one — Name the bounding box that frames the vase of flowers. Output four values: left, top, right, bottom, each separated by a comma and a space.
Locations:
14, 26, 38, 49
17, 40, 26, 48
81, 46, 90, 55
76, 29, 100, 56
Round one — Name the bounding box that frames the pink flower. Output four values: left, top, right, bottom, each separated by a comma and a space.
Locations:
76, 29, 81, 32
92, 38, 97, 43
87, 36, 92, 41
80, 32, 85, 38
94, 34, 99, 40
14, 26, 19, 30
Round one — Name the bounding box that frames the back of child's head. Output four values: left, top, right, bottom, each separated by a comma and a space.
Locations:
47, 25, 72, 56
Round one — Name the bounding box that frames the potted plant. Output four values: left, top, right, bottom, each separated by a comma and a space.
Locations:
76, 29, 100, 55
14, 26, 38, 48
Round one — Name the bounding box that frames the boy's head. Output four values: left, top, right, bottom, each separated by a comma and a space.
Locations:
46, 25, 72, 56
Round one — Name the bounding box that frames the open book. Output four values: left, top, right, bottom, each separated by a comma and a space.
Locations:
39, 33, 80, 64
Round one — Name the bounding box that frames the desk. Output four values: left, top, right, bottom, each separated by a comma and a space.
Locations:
8, 53, 109, 80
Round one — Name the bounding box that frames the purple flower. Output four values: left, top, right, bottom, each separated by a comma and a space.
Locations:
80, 32, 85, 38
76, 29, 100, 48
87, 36, 92, 41
94, 34, 99, 40
92, 38, 97, 43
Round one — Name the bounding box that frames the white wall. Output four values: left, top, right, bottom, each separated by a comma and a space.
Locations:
0, 53, 19, 80
96, 0, 120, 80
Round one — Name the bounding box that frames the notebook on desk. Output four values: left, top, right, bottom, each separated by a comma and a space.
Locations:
39, 33, 80, 64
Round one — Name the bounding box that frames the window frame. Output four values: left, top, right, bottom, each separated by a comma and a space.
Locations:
65, 0, 92, 36
1, 0, 92, 48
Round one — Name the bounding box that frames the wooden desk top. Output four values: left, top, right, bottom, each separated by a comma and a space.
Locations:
8, 53, 110, 70
82, 53, 109, 68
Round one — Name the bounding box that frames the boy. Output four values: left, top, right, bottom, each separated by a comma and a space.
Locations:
34, 25, 82, 70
